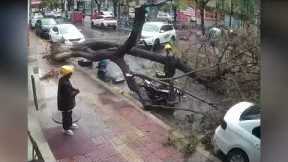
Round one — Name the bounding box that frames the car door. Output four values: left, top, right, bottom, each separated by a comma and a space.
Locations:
50, 26, 62, 42
159, 25, 170, 43
250, 126, 260, 162
239, 120, 260, 162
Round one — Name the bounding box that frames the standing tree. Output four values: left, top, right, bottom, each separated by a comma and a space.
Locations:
194, 0, 211, 35
42, 0, 60, 10
112, 0, 119, 17
94, 0, 104, 13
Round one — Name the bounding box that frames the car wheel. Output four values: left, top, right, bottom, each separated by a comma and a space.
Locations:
152, 39, 160, 51
171, 36, 176, 44
226, 149, 249, 162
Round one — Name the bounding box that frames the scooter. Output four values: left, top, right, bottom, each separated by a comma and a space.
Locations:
142, 79, 183, 106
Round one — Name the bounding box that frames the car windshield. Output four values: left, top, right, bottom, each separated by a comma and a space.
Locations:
59, 25, 78, 34
240, 105, 261, 120
42, 19, 56, 25
143, 24, 159, 32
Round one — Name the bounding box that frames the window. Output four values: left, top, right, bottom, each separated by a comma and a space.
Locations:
240, 105, 261, 121
252, 126, 260, 139
143, 24, 159, 32
160, 25, 173, 32
96, 16, 103, 19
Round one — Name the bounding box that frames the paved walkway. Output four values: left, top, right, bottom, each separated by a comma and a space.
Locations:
30, 31, 185, 162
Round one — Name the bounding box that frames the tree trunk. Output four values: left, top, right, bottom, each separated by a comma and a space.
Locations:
200, 6, 205, 35
113, 2, 118, 17
173, 5, 177, 26
61, 0, 64, 11
97, 3, 101, 12
67, 0, 71, 11
229, 0, 234, 28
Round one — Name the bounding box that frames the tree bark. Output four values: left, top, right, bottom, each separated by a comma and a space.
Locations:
113, 1, 118, 17
200, 5, 205, 35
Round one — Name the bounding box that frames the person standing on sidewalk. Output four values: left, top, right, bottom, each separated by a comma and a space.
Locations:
57, 65, 80, 136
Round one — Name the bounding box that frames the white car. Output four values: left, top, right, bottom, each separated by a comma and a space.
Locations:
140, 22, 176, 49
91, 14, 117, 30
49, 24, 85, 45
31, 13, 43, 28
213, 102, 260, 162
157, 12, 173, 22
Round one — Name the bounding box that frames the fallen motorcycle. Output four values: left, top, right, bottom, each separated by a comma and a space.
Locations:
142, 80, 183, 107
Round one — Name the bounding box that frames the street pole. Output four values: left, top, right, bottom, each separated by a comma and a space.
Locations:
229, 0, 233, 28
31, 75, 39, 111
91, 0, 93, 20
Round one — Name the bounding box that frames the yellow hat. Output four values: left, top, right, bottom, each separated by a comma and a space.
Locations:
164, 43, 172, 50
60, 65, 74, 76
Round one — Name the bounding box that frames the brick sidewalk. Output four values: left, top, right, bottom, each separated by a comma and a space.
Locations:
38, 65, 184, 162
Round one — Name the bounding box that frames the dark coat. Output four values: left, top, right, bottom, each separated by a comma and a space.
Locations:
164, 55, 176, 78
57, 76, 78, 111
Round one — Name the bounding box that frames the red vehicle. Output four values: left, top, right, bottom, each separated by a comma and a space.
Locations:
71, 11, 84, 24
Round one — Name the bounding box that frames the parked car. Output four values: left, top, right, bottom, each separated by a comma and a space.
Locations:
91, 10, 113, 19
53, 11, 62, 18
30, 12, 43, 28
213, 102, 260, 162
49, 24, 85, 45
44, 10, 54, 17
35, 18, 57, 38
91, 14, 117, 30
44, 10, 62, 18
139, 22, 176, 49
157, 11, 173, 22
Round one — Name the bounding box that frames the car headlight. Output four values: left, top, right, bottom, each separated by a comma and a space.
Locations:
80, 37, 85, 42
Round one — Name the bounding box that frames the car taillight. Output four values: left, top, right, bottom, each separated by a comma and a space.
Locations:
220, 120, 227, 130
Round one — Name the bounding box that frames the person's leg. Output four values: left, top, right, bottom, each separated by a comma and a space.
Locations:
70, 110, 79, 129
62, 111, 72, 130
62, 111, 74, 135
66, 111, 73, 129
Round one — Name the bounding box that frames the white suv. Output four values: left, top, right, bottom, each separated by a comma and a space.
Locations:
140, 22, 176, 49
91, 14, 117, 30
213, 102, 260, 162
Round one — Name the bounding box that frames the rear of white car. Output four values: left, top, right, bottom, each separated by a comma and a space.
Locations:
31, 13, 43, 28
91, 15, 117, 29
49, 24, 85, 45
213, 102, 261, 162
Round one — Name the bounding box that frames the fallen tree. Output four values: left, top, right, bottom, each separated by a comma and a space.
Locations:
46, 0, 217, 111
